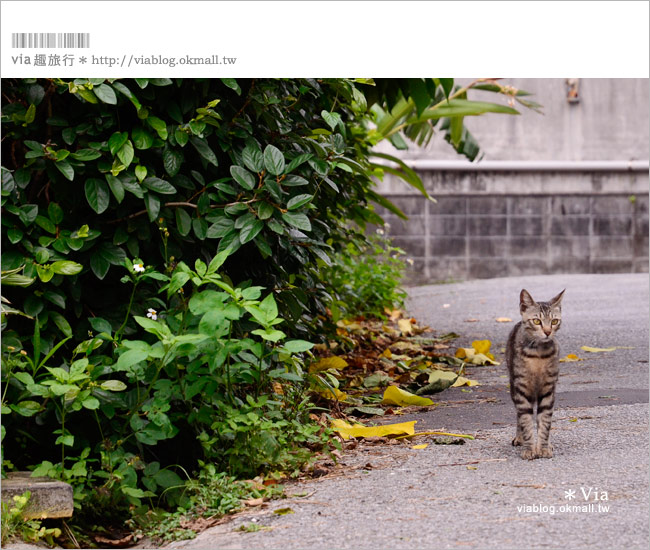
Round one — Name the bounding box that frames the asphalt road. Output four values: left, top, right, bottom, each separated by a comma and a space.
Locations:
160, 274, 650, 549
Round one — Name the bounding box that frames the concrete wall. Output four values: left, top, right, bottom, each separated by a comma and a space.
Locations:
377, 170, 649, 283
373, 78, 650, 283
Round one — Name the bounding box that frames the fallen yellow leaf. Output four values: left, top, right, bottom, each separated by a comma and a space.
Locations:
455, 339, 499, 365
380, 348, 393, 359
412, 444, 428, 449
382, 385, 435, 406
397, 318, 413, 335
309, 356, 349, 372
453, 375, 479, 388
495, 317, 512, 323
559, 353, 584, 363
455, 347, 499, 366
472, 339, 496, 360
331, 419, 416, 440
273, 507, 294, 515
580, 346, 617, 353
315, 387, 348, 402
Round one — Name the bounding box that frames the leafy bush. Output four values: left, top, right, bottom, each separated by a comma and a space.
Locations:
323, 229, 409, 321
2, 252, 326, 516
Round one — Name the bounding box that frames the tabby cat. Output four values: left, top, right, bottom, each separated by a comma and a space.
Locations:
506, 289, 565, 460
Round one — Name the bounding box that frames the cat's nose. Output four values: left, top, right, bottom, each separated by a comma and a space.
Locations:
543, 328, 552, 336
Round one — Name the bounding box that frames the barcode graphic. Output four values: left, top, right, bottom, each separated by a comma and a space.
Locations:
11, 33, 90, 49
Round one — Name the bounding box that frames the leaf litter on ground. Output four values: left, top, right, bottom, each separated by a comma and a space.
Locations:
308, 309, 477, 443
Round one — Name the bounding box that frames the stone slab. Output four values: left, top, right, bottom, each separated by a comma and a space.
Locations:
1, 472, 73, 519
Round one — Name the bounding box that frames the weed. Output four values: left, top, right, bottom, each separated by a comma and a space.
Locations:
0, 491, 61, 546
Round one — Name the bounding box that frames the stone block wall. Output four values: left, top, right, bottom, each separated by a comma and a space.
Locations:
375, 169, 649, 284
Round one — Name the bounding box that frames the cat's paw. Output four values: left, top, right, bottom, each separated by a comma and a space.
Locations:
537, 444, 553, 459
512, 435, 523, 446
520, 447, 536, 460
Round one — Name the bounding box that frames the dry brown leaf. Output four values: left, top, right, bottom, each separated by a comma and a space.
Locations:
397, 318, 413, 335
464, 318, 479, 323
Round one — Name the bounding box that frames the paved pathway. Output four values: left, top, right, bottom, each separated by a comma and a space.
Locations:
164, 274, 649, 549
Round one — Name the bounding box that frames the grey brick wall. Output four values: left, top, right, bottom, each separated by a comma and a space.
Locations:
375, 170, 649, 284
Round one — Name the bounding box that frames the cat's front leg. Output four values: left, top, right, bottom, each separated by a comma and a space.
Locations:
515, 410, 537, 460
535, 389, 555, 458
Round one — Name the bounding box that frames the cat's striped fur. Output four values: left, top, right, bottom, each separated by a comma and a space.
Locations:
506, 289, 565, 460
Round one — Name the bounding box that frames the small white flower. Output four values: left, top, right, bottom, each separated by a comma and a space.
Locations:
134, 263, 145, 273
406, 258, 414, 266
376, 228, 385, 235
384, 223, 391, 230
146, 308, 158, 321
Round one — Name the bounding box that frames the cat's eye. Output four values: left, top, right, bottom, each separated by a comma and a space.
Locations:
532, 319, 541, 325
551, 319, 559, 325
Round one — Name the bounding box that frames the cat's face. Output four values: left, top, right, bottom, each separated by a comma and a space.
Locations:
519, 289, 565, 339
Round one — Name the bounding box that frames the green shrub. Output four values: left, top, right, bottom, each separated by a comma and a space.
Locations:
323, 230, 409, 321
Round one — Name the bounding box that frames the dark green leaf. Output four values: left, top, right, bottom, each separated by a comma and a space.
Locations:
117, 140, 134, 167
108, 131, 129, 155
94, 84, 118, 104
47, 203, 64, 225
175, 208, 192, 237
190, 136, 218, 166
175, 127, 189, 147
239, 218, 264, 244
257, 202, 274, 220
90, 252, 110, 279
147, 116, 168, 139
282, 212, 311, 232
50, 260, 83, 275
217, 229, 241, 255
98, 243, 127, 266
89, 317, 112, 334
242, 145, 264, 172
18, 204, 38, 226
106, 174, 125, 203
220, 78, 241, 95
192, 217, 208, 240
149, 78, 173, 87
132, 127, 154, 150
286, 153, 312, 172
10, 400, 41, 417
263, 145, 285, 175
7, 228, 23, 244
70, 148, 101, 161
35, 215, 56, 234
55, 161, 74, 181
122, 177, 144, 198
207, 217, 235, 238
144, 192, 161, 222
50, 311, 72, 337
287, 194, 313, 210
230, 165, 256, 190
321, 110, 342, 130
153, 469, 183, 488
163, 149, 183, 177
439, 78, 454, 99
85, 178, 111, 214
283, 175, 309, 187
142, 177, 176, 195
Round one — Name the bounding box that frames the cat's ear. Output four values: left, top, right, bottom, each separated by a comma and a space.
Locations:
520, 289, 536, 313
549, 289, 565, 307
